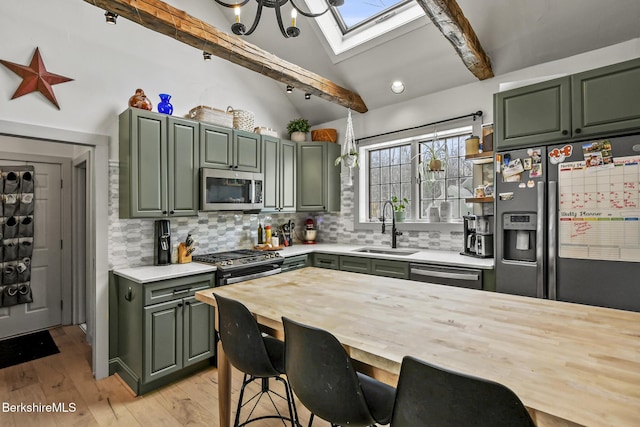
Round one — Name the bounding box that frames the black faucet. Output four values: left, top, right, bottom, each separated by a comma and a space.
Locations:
381, 200, 402, 249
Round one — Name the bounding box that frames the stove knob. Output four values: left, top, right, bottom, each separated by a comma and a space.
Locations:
274, 252, 280, 257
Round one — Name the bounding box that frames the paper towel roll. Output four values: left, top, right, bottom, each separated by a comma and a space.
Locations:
516, 230, 529, 250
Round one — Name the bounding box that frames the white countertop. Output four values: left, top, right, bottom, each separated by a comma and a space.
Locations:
276, 243, 494, 269
113, 262, 216, 283
112, 244, 493, 283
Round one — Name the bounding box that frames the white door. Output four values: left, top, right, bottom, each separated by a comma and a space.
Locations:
0, 160, 62, 338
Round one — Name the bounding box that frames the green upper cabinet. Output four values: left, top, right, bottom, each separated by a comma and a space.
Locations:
200, 124, 261, 172
296, 141, 341, 212
495, 58, 640, 149
263, 136, 296, 213
119, 109, 198, 218
572, 58, 640, 137
494, 77, 571, 149
168, 117, 199, 216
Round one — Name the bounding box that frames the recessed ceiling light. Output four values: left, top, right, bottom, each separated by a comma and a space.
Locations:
391, 81, 405, 94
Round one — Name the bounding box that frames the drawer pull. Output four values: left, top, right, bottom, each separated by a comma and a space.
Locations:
173, 288, 190, 295
125, 286, 133, 301
411, 269, 479, 281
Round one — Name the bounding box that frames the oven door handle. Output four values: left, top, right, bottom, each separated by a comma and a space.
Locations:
225, 267, 282, 285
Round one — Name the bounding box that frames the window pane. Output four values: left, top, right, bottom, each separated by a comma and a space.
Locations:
370, 150, 380, 167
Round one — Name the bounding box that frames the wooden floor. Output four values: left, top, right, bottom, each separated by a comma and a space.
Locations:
0, 325, 325, 426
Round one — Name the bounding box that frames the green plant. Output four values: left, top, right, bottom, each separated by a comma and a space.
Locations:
391, 196, 409, 212
335, 151, 359, 167
286, 118, 310, 135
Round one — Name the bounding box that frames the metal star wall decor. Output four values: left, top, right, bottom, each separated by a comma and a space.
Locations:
0, 47, 73, 110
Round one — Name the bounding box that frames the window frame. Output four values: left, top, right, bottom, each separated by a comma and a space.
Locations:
352, 120, 482, 233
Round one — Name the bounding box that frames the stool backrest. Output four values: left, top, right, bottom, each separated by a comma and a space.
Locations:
282, 317, 376, 426
391, 356, 536, 427
213, 293, 278, 377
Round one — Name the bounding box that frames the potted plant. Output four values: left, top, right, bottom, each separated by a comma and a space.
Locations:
391, 196, 409, 222
286, 118, 310, 142
335, 150, 359, 168
424, 144, 442, 171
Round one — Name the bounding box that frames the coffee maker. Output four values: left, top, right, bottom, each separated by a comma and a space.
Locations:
461, 215, 493, 258
154, 219, 171, 265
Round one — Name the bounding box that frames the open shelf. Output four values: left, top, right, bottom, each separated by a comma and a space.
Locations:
465, 151, 494, 164
465, 196, 494, 203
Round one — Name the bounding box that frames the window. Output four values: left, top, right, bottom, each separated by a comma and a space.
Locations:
331, 0, 413, 34
361, 126, 474, 223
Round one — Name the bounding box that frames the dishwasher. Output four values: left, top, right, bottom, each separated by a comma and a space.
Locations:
409, 263, 482, 290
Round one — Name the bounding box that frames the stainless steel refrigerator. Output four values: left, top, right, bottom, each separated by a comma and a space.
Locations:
495, 133, 640, 312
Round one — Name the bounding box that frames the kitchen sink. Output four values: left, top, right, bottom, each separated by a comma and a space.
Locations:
354, 247, 419, 256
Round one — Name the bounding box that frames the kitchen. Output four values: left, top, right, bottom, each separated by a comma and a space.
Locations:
1, 0, 640, 425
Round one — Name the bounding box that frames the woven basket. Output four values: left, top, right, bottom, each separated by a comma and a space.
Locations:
188, 105, 233, 128
311, 128, 338, 142
227, 106, 255, 132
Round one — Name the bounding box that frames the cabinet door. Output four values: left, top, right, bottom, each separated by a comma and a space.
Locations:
572, 58, 640, 137
494, 77, 571, 149
279, 140, 297, 212
339, 256, 371, 274
168, 117, 199, 216
312, 253, 339, 270
183, 296, 215, 367
234, 130, 262, 172
262, 136, 280, 212
297, 142, 327, 211
371, 259, 409, 279
200, 124, 233, 169
144, 299, 183, 383
121, 109, 168, 218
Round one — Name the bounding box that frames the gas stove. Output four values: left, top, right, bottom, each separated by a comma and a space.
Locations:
193, 249, 283, 286
193, 249, 280, 268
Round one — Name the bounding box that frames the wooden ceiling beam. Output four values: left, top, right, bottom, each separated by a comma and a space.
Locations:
84, 0, 368, 113
416, 0, 494, 80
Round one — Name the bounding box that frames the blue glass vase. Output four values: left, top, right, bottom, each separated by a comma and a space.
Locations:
157, 93, 173, 115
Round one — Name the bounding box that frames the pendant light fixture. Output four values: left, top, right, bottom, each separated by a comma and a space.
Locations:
214, 0, 344, 38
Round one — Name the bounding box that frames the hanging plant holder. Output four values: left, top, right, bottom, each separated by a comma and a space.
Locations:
335, 109, 358, 168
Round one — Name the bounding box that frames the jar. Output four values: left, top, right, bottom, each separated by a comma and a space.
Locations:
465, 136, 480, 155
265, 225, 272, 244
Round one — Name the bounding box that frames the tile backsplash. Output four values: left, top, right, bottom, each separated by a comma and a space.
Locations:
108, 162, 464, 269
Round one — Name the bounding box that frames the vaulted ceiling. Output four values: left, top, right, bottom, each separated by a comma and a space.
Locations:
89, 0, 640, 126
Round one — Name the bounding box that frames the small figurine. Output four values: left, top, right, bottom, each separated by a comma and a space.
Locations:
128, 88, 153, 111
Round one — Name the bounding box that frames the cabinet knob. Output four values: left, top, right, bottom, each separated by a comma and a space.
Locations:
185, 301, 191, 306
575, 128, 582, 134
562, 130, 568, 135
177, 303, 183, 307
169, 210, 175, 215
162, 210, 167, 214
234, 165, 239, 169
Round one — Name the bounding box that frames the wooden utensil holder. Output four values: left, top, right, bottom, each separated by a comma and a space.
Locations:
177, 243, 192, 264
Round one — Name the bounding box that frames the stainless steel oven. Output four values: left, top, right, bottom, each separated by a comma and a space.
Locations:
200, 168, 263, 211
192, 249, 283, 287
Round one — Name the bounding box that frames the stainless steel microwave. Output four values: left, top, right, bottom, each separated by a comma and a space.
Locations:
200, 168, 263, 211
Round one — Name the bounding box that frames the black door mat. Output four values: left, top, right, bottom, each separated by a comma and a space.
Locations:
0, 330, 60, 369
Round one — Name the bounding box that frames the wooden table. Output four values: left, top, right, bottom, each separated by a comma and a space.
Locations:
195, 267, 640, 427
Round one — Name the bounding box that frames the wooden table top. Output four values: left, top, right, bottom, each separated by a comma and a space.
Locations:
195, 267, 640, 427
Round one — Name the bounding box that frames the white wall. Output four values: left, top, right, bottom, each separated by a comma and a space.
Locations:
0, 0, 300, 159
319, 38, 640, 139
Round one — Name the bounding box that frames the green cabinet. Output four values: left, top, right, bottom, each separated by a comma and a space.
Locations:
312, 253, 340, 270
495, 58, 640, 149
119, 109, 199, 218
109, 272, 215, 395
296, 141, 341, 212
200, 124, 262, 172
571, 58, 640, 137
315, 253, 410, 279
263, 136, 296, 212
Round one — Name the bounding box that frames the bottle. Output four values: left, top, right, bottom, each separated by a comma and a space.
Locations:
258, 223, 264, 244
272, 231, 279, 247
265, 225, 272, 244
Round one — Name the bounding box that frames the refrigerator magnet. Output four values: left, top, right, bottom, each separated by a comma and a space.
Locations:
523, 158, 532, 170
499, 192, 514, 200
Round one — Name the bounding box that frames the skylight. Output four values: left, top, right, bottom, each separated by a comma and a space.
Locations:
307, 0, 425, 57
332, 0, 412, 34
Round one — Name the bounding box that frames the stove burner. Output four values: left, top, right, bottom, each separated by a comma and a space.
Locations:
193, 249, 280, 268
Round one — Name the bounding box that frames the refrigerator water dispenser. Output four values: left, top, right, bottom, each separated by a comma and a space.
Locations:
502, 213, 536, 262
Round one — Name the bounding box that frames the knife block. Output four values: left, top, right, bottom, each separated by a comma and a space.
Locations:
177, 242, 192, 264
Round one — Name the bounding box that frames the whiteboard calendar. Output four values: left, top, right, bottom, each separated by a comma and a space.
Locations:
558, 155, 640, 262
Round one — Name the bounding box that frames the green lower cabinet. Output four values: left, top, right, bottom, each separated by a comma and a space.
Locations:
110, 273, 215, 395
371, 259, 409, 279
340, 256, 371, 274
312, 253, 340, 270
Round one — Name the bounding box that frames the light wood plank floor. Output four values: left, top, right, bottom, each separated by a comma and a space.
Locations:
0, 325, 327, 426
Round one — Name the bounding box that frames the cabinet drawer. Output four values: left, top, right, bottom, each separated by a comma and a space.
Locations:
143, 274, 214, 306
371, 259, 409, 279
339, 256, 371, 274
312, 253, 339, 270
